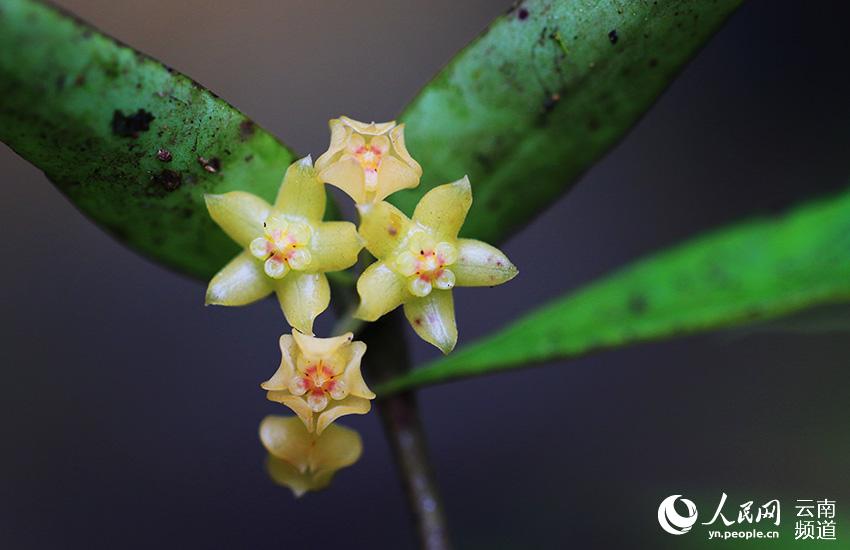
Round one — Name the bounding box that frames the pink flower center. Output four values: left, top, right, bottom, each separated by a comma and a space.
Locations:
355, 145, 383, 173
413, 249, 448, 282
302, 362, 338, 397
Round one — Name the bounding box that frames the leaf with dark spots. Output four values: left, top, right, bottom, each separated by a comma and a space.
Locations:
111, 108, 154, 138
197, 156, 220, 173
393, 0, 743, 245
239, 120, 255, 140
0, 0, 339, 280
152, 169, 181, 192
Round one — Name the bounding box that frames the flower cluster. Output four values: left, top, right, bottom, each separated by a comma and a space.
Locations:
205, 117, 517, 493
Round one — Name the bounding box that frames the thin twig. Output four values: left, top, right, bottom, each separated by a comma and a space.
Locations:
363, 312, 452, 550
379, 392, 452, 550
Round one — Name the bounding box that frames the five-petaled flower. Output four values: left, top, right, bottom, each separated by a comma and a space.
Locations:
260, 415, 362, 497
204, 156, 362, 335
315, 116, 422, 204
262, 330, 375, 434
355, 177, 518, 354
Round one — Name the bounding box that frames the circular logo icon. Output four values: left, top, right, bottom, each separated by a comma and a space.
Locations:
657, 495, 699, 535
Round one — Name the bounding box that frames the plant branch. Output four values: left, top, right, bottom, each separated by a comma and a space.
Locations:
379, 391, 451, 550
363, 313, 451, 550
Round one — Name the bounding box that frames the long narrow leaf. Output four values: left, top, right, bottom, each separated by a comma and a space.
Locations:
377, 189, 850, 394
0, 0, 302, 279
393, 0, 743, 243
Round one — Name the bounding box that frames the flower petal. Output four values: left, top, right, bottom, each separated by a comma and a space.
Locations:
261, 416, 362, 497
356, 201, 412, 260
453, 239, 519, 287
354, 261, 407, 321
266, 392, 315, 432
319, 156, 366, 204
273, 272, 331, 335
316, 396, 371, 435
205, 192, 271, 247
310, 221, 362, 272
205, 251, 273, 306
340, 341, 374, 399
389, 123, 422, 178
412, 176, 472, 241
274, 156, 326, 222
310, 420, 363, 473
292, 330, 353, 360
259, 415, 313, 467
340, 116, 395, 136
375, 155, 420, 202
266, 455, 320, 497
315, 118, 349, 172
403, 289, 458, 354
261, 334, 298, 391
260, 414, 362, 473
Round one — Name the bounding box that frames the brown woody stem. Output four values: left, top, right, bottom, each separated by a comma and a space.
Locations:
362, 312, 452, 550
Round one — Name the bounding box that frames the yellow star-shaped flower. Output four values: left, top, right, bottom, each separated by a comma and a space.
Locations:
355, 177, 518, 354
315, 116, 422, 204
204, 156, 362, 335
262, 331, 375, 434
260, 415, 362, 497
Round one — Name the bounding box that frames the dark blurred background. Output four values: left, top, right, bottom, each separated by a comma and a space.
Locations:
2, 1, 849, 548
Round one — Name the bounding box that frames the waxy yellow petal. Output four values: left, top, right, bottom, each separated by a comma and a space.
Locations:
310, 418, 363, 472
310, 221, 362, 272
205, 251, 273, 306
354, 261, 407, 321
266, 456, 326, 497
453, 239, 519, 287
291, 330, 353, 360
340, 341, 374, 399
274, 156, 326, 222
260, 334, 298, 391
267, 392, 315, 432
314, 119, 348, 170
389, 123, 422, 179
273, 272, 330, 335
375, 155, 420, 202
403, 289, 458, 354
260, 415, 312, 466
413, 176, 472, 241
356, 201, 412, 260
205, 192, 271, 247
260, 415, 362, 497
319, 155, 366, 204
339, 116, 396, 136
316, 396, 371, 435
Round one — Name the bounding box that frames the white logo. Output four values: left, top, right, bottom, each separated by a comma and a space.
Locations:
658, 495, 699, 535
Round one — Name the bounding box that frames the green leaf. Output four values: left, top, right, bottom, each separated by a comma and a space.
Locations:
392, 0, 743, 243
0, 0, 315, 280
0, 0, 740, 280
376, 188, 850, 394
